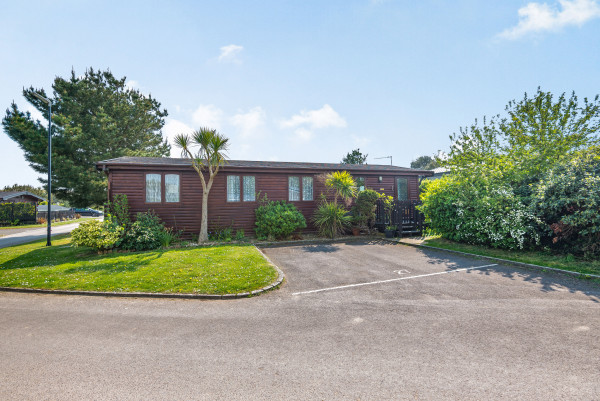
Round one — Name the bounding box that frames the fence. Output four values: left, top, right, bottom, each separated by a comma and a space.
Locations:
375, 199, 425, 235
37, 209, 76, 221
0, 202, 37, 226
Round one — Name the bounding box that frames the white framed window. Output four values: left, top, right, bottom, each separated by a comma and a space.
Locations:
227, 176, 241, 202
165, 174, 180, 203
243, 176, 255, 201
289, 176, 300, 201
302, 176, 313, 201
397, 177, 408, 200
146, 174, 161, 203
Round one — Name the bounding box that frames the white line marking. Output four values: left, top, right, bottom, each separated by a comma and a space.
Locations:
292, 264, 498, 296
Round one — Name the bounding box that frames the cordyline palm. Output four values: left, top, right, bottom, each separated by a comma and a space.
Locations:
174, 127, 229, 243
325, 171, 357, 205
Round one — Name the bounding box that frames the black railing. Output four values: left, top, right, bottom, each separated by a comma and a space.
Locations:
375, 199, 425, 235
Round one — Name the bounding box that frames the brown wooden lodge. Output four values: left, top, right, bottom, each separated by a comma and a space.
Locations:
96, 157, 433, 236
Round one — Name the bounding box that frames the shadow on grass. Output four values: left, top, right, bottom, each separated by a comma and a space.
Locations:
0, 243, 192, 275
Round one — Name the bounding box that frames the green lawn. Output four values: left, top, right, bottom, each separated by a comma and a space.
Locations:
0, 235, 279, 294
0, 217, 97, 230
423, 237, 600, 278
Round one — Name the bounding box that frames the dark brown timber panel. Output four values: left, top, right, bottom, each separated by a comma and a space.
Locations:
103, 160, 430, 236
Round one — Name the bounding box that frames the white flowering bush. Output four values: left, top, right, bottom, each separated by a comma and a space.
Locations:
420, 176, 541, 250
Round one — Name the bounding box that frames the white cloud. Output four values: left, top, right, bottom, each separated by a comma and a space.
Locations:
351, 135, 372, 150
162, 118, 194, 157
281, 104, 347, 142
218, 44, 244, 63
192, 104, 224, 130
125, 80, 138, 90
498, 0, 600, 39
230, 107, 266, 138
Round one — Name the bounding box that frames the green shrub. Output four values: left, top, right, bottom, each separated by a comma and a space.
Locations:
312, 201, 352, 239
71, 219, 124, 251
351, 189, 380, 228
531, 146, 600, 257
157, 227, 178, 248
208, 225, 233, 242
120, 211, 165, 251
235, 229, 245, 241
255, 199, 307, 240
420, 176, 541, 250
0, 202, 36, 225
105, 193, 131, 228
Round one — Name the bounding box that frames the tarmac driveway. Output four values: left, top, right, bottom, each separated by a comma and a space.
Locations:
1, 239, 599, 400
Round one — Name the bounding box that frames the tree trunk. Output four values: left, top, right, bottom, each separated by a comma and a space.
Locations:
198, 191, 209, 243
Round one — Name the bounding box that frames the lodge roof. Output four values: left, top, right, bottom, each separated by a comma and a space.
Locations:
0, 191, 46, 201
96, 157, 434, 175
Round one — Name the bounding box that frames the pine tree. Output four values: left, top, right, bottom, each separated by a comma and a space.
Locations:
2, 68, 170, 207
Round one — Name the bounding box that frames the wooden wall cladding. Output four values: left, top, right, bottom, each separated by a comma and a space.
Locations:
108, 166, 422, 236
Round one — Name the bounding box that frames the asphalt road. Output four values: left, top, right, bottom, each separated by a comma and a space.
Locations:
0, 220, 96, 248
1, 240, 599, 400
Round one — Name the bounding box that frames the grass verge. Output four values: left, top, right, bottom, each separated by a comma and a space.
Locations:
0, 235, 279, 294
0, 217, 97, 230
423, 237, 600, 278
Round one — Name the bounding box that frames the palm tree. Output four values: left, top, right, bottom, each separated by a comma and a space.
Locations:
325, 171, 357, 205
174, 127, 229, 243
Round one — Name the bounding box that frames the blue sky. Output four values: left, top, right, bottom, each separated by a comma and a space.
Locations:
1, 0, 599, 188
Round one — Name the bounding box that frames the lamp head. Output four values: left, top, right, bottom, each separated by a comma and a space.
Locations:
31, 91, 50, 104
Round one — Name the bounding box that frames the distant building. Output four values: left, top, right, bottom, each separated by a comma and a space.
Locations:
426, 167, 450, 180
0, 191, 45, 204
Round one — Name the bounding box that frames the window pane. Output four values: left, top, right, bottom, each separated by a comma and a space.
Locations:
302, 176, 313, 201
356, 176, 365, 192
165, 174, 180, 203
397, 177, 408, 200
146, 174, 161, 203
227, 176, 240, 202
289, 176, 300, 201
243, 176, 255, 201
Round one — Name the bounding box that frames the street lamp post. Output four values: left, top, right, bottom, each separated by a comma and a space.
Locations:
31, 91, 52, 246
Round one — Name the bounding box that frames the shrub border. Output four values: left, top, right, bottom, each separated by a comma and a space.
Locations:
0, 245, 285, 300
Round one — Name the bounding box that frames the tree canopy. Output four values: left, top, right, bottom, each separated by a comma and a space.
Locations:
341, 148, 368, 164
444, 88, 600, 193
2, 68, 170, 207
410, 155, 439, 170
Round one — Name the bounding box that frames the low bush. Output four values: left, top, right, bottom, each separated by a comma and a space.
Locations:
105, 193, 130, 228
351, 189, 380, 229
71, 219, 124, 251
235, 229, 245, 241
255, 198, 307, 240
312, 201, 352, 239
208, 224, 233, 242
157, 227, 178, 248
120, 211, 165, 251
